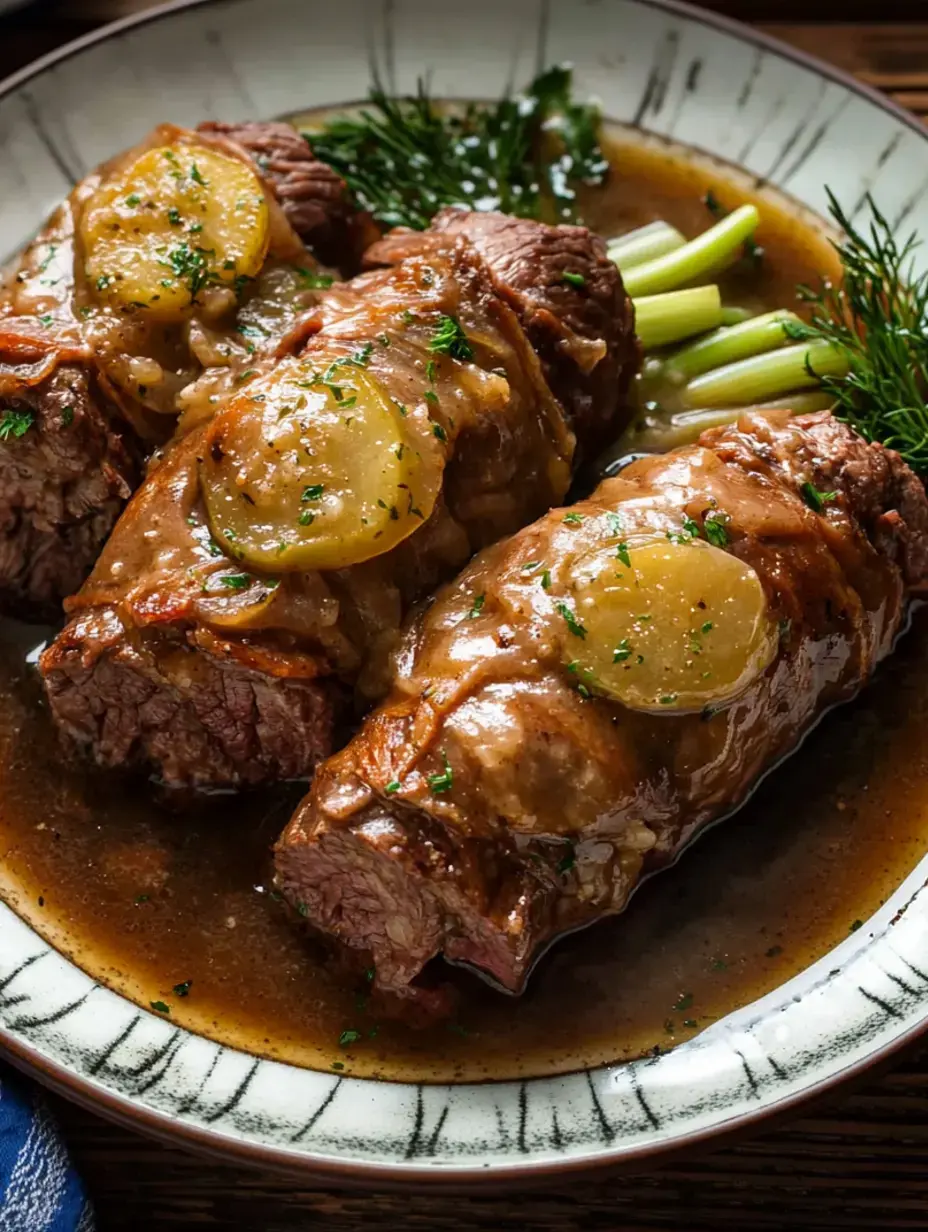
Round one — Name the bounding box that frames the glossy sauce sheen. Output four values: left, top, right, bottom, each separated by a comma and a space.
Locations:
0, 129, 925, 1083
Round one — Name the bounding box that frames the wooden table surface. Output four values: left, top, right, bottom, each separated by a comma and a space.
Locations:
3, 2, 928, 1228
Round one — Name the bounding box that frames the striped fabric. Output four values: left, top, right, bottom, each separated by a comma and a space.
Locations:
0, 1070, 93, 1232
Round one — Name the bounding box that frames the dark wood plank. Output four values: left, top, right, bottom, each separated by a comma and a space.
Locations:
2, 5, 928, 1228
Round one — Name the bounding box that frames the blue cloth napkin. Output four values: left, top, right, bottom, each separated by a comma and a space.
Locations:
0, 1068, 93, 1232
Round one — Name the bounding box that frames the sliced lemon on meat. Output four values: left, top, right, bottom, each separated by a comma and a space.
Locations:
562, 535, 777, 712
200, 355, 443, 572
81, 143, 269, 318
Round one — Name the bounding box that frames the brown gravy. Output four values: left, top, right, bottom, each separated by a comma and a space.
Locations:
1, 130, 924, 1085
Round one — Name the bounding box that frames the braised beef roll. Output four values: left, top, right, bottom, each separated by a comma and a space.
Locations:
274, 410, 928, 995
0, 121, 350, 619
40, 212, 635, 789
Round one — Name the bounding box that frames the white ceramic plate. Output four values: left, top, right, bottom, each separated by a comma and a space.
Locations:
1, 0, 928, 1184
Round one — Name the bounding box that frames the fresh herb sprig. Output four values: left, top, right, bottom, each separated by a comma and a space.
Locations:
307, 65, 607, 231
785, 190, 928, 476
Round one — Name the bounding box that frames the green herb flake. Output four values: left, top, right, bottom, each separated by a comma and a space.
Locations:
616, 542, 631, 568
427, 752, 454, 795
561, 271, 586, 288
339, 1028, 362, 1047
540, 568, 552, 590
125, 193, 141, 207
557, 845, 576, 874
298, 509, 315, 526
134, 894, 150, 905
673, 991, 694, 1013
659, 694, 678, 705
150, 1001, 170, 1015
467, 593, 485, 619
703, 512, 730, 548
166, 206, 182, 226
172, 981, 192, 998
384, 780, 402, 795
432, 421, 447, 441
296, 267, 335, 289
849, 918, 863, 933
424, 390, 439, 406
613, 638, 632, 663
426, 358, 438, 383
331, 1061, 345, 1070
701, 620, 714, 634
220, 573, 251, 590
429, 314, 474, 361
302, 484, 325, 502
0, 409, 34, 441
562, 512, 584, 525
555, 601, 586, 639
801, 481, 838, 512
190, 162, 208, 186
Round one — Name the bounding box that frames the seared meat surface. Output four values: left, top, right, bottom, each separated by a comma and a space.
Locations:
275, 411, 928, 995
0, 121, 350, 620
41, 212, 633, 789
370, 208, 637, 461
197, 121, 376, 271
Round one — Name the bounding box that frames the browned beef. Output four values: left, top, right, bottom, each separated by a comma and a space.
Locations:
373, 207, 638, 461
197, 120, 375, 271
42, 213, 626, 789
0, 121, 345, 621
275, 411, 928, 995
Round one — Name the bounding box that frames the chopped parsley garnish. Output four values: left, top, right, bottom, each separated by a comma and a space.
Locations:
540, 568, 552, 590
190, 162, 208, 186
616, 542, 631, 568
682, 514, 700, 537
467, 593, 486, 618
308, 66, 607, 229
0, 409, 34, 441
296, 267, 335, 289
427, 752, 454, 795
557, 845, 576, 874
801, 481, 838, 512
172, 981, 192, 998
96, 274, 111, 290
432, 422, 447, 441
163, 242, 211, 300
701, 620, 714, 634
673, 991, 694, 1013
339, 1028, 362, 1046
849, 918, 863, 933
220, 573, 251, 590
377, 499, 399, 521
555, 600, 586, 638
561, 271, 586, 288
150, 1001, 170, 1015
302, 484, 325, 502
562, 512, 584, 525
298, 509, 315, 526
702, 512, 730, 548
134, 894, 150, 905
425, 359, 438, 383
125, 193, 141, 207
384, 780, 402, 794
613, 638, 632, 663
167, 206, 182, 226
659, 694, 678, 705
424, 390, 439, 406
429, 315, 473, 361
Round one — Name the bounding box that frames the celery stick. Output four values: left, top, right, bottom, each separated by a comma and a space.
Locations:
721, 307, 753, 326
682, 340, 849, 408
664, 310, 801, 383
607, 221, 686, 271
622, 205, 760, 297
633, 286, 723, 351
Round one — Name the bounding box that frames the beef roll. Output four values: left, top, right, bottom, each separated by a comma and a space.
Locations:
0, 120, 350, 619
275, 410, 928, 995
40, 212, 636, 789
